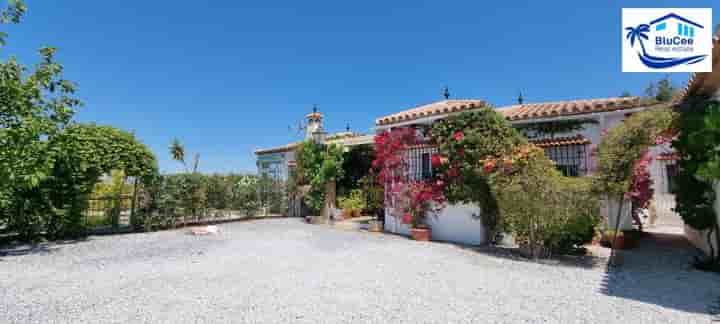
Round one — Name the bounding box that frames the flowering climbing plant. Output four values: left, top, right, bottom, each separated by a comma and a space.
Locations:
372, 127, 445, 227
626, 150, 653, 210
429, 108, 526, 233
391, 181, 446, 227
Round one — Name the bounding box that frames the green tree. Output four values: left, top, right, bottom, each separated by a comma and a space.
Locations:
674, 99, 720, 264
0, 0, 25, 45
594, 107, 675, 259
295, 141, 344, 214
644, 76, 675, 103
169, 138, 186, 169
0, 1, 84, 238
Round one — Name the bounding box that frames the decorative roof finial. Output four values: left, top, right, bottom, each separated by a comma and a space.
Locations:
312, 104, 318, 113
518, 91, 524, 105
443, 86, 450, 100
346, 123, 351, 132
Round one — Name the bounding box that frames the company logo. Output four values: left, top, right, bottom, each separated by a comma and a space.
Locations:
622, 8, 712, 72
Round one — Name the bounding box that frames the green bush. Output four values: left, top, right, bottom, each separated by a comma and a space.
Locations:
674, 98, 720, 263
338, 189, 366, 218
134, 173, 274, 231
295, 141, 344, 214
486, 145, 600, 257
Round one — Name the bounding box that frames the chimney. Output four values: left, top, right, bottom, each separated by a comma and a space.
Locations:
305, 105, 326, 142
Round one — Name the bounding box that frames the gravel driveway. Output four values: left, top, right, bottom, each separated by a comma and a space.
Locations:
1, 218, 717, 323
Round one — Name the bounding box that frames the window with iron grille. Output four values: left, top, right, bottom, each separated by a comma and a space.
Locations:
543, 144, 588, 177
406, 145, 438, 181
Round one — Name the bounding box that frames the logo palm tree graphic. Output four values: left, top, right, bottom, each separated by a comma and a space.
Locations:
625, 24, 650, 56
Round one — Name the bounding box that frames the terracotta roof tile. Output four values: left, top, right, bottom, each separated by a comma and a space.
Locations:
375, 100, 486, 126
499, 97, 644, 121
529, 135, 591, 148
376, 96, 654, 127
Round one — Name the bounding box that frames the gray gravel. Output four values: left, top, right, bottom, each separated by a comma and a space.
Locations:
1, 218, 717, 323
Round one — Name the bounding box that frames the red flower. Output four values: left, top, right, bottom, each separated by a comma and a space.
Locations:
453, 131, 464, 141
402, 213, 412, 224
447, 167, 460, 178
431, 154, 442, 168
483, 160, 496, 174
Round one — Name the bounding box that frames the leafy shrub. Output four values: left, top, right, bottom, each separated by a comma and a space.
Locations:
674, 98, 720, 263
359, 175, 383, 217
485, 145, 599, 256
338, 189, 366, 218
134, 173, 273, 231
295, 141, 344, 214
594, 107, 675, 213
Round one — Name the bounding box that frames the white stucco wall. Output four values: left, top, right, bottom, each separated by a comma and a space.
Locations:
384, 203, 487, 246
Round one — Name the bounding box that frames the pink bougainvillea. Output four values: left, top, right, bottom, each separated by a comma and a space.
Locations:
453, 131, 464, 141
431, 154, 442, 168
372, 127, 446, 228
626, 150, 654, 209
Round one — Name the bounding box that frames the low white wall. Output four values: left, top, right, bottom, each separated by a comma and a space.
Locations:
384, 203, 487, 246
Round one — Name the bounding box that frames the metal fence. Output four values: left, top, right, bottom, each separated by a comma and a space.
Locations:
83, 194, 136, 234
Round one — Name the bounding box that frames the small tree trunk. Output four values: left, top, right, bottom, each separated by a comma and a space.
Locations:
610, 194, 625, 264
322, 181, 337, 222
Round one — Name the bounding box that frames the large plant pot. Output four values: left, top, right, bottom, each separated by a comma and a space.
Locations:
602, 233, 627, 249
368, 220, 383, 232
411, 227, 431, 241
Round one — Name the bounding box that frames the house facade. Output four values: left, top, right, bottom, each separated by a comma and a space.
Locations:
255, 108, 373, 181
375, 97, 673, 245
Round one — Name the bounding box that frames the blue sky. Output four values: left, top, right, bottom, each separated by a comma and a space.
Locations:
5, 1, 718, 173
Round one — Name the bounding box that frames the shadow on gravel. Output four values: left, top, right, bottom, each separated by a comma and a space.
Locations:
0, 238, 88, 258
457, 244, 605, 269
600, 232, 720, 315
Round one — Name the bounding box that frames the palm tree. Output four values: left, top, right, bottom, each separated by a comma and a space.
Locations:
625, 24, 650, 56
169, 138, 187, 171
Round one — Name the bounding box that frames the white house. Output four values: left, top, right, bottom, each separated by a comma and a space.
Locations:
255, 108, 373, 180
375, 96, 672, 245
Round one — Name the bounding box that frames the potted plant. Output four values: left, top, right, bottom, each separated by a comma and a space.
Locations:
410, 220, 431, 241
360, 176, 385, 232
399, 182, 445, 241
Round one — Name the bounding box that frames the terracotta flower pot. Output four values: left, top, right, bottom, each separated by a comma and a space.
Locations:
603, 233, 626, 249
411, 227, 431, 241
368, 220, 383, 232
613, 235, 626, 249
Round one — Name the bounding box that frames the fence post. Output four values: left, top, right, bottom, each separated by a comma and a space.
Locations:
130, 178, 138, 230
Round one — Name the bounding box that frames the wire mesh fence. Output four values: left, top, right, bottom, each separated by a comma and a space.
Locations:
83, 194, 136, 234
